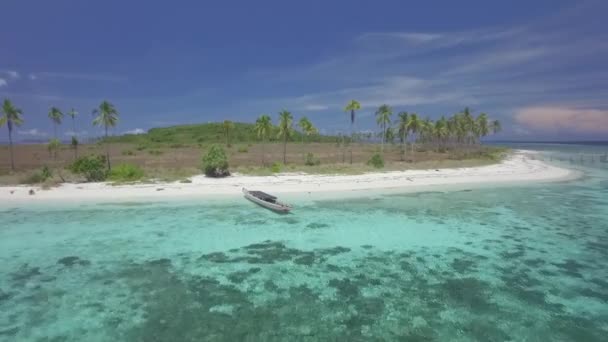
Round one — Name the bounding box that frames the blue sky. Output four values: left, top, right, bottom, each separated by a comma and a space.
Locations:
1, 0, 607, 141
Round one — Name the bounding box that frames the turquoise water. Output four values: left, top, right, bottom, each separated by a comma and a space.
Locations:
1, 144, 607, 341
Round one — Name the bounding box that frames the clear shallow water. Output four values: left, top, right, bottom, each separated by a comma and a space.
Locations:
1, 144, 607, 341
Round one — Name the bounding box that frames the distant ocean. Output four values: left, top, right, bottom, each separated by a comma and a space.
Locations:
0, 142, 607, 341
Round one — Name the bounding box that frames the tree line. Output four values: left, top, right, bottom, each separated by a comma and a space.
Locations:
2, 97, 501, 171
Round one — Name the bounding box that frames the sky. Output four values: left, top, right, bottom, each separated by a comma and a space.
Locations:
1, 0, 607, 142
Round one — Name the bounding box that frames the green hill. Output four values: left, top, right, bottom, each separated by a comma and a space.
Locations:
105, 122, 342, 145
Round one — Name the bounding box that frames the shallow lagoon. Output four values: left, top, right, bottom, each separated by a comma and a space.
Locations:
1, 146, 607, 341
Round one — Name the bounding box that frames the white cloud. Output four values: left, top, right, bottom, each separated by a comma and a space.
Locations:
7, 71, 19, 79
0, 78, 6, 87
18, 129, 48, 137
64, 130, 88, 137
29, 74, 37, 80
303, 104, 329, 111
36, 71, 127, 82
124, 128, 145, 135
514, 106, 608, 133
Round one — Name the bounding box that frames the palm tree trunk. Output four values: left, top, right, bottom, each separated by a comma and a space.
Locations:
105, 126, 111, 170
262, 138, 266, 167
283, 135, 287, 164
350, 112, 354, 164
401, 131, 406, 161
54, 123, 57, 139
8, 126, 15, 171
381, 122, 385, 153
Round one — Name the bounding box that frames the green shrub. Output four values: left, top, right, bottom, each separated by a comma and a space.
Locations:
70, 155, 107, 182
20, 166, 53, 184
148, 149, 163, 156
367, 153, 384, 168
202, 144, 230, 177
135, 145, 147, 151
108, 164, 144, 182
304, 153, 320, 166
237, 146, 248, 153
122, 150, 135, 156
270, 162, 282, 173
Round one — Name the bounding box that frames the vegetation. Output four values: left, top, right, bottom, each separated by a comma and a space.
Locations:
47, 138, 61, 160
344, 99, 361, 164
48, 107, 63, 139
20, 166, 53, 184
108, 163, 145, 182
71, 136, 79, 159
304, 153, 320, 166
255, 115, 273, 166
367, 153, 384, 168
0, 99, 24, 171
70, 155, 108, 182
270, 162, 282, 173
222, 120, 234, 147
202, 144, 229, 177
237, 146, 248, 153
277, 110, 294, 164
93, 100, 119, 170
375, 104, 392, 153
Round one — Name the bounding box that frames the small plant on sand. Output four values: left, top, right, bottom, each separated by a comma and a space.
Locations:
122, 150, 135, 156
20, 166, 53, 184
108, 163, 144, 182
304, 153, 320, 166
367, 153, 384, 168
270, 162, 282, 173
202, 144, 230, 177
70, 155, 108, 182
237, 146, 248, 153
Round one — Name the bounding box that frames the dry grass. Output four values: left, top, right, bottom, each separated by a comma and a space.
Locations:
0, 142, 507, 184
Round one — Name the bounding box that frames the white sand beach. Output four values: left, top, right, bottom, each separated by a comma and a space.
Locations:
0, 150, 577, 204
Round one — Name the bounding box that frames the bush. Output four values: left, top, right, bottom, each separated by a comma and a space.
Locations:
237, 146, 248, 153
20, 166, 53, 184
70, 155, 108, 182
270, 162, 282, 173
202, 144, 230, 177
122, 150, 135, 156
367, 153, 384, 168
304, 153, 320, 166
108, 164, 144, 182
148, 149, 163, 156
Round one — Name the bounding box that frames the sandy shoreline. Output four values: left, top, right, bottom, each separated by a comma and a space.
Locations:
0, 150, 578, 204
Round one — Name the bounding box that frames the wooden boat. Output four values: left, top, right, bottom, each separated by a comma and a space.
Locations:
242, 188, 292, 213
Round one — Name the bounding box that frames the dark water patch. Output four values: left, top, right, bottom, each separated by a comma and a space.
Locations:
552, 259, 587, 278
147, 258, 171, 267
361, 245, 373, 249
0, 289, 12, 302
437, 277, 496, 313
451, 258, 477, 274
500, 248, 525, 260
306, 222, 330, 229
10, 264, 41, 282
329, 278, 360, 299
227, 268, 261, 284
200, 252, 231, 263
276, 217, 299, 225
579, 288, 608, 302
586, 241, 608, 256
326, 264, 343, 272
461, 320, 511, 342
317, 246, 351, 256
549, 314, 605, 342
539, 269, 557, 276
293, 252, 318, 266
590, 277, 608, 288
523, 258, 545, 267
0, 327, 19, 337
512, 225, 531, 231
57, 256, 91, 267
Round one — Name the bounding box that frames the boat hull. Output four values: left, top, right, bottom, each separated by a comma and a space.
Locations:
242, 188, 291, 213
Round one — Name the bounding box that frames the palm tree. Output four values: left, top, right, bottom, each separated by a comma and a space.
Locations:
297, 117, 312, 145
344, 100, 361, 164
434, 116, 448, 151
48, 107, 63, 139
277, 110, 293, 164
375, 104, 392, 153
475, 113, 489, 144
397, 112, 409, 160
92, 100, 119, 170
0, 99, 24, 171
462, 107, 475, 146
254, 114, 272, 166
491, 120, 502, 135
67, 108, 78, 158
222, 120, 234, 147
406, 113, 421, 156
